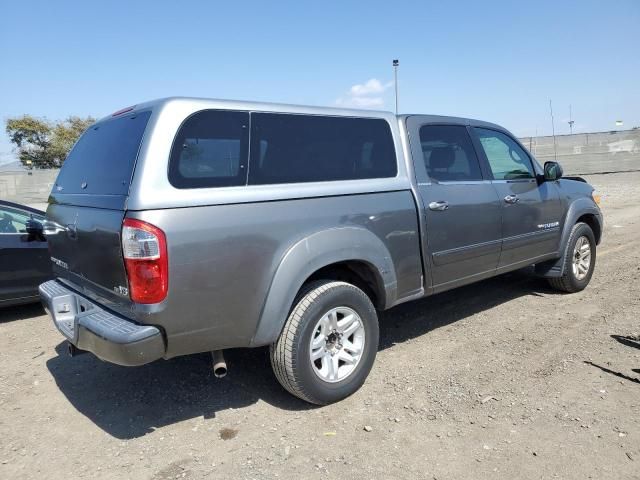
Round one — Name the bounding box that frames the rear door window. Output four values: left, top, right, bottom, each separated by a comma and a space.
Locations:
0, 204, 43, 234
169, 110, 249, 188
419, 125, 483, 182
248, 113, 397, 185
54, 111, 151, 195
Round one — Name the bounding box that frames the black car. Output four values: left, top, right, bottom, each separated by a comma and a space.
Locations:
0, 200, 51, 307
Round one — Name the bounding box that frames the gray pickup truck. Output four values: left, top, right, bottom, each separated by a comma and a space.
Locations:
40, 97, 602, 405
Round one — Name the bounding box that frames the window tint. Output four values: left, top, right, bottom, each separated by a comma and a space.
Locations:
248, 113, 396, 185
474, 128, 534, 180
169, 110, 249, 188
0, 205, 43, 234
418, 125, 483, 182
55, 111, 151, 195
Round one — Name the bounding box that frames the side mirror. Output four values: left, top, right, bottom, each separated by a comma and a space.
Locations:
543, 161, 563, 181
25, 218, 45, 240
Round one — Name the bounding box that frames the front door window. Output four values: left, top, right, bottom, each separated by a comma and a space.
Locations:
0, 205, 43, 234
475, 128, 534, 180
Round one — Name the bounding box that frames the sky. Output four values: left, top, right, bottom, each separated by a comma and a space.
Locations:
1, 0, 638, 163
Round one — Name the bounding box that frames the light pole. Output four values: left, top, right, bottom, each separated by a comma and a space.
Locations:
393, 59, 399, 115
568, 104, 574, 134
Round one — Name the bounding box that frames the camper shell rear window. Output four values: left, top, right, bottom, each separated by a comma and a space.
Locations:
54, 111, 151, 195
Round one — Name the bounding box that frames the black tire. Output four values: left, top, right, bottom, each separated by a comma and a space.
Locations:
270, 280, 379, 405
547, 222, 596, 293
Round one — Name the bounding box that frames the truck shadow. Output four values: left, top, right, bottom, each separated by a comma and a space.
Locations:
378, 268, 555, 349
46, 269, 558, 439
46, 344, 308, 439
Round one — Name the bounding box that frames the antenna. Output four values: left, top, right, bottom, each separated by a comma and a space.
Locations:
549, 99, 557, 162
393, 59, 399, 115
568, 104, 574, 134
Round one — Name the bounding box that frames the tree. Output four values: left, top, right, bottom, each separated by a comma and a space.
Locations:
5, 114, 96, 168
50, 116, 96, 163
5, 115, 52, 168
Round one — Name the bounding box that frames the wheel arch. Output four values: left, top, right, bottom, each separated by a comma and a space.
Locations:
303, 260, 385, 309
576, 212, 602, 245
250, 227, 397, 347
560, 198, 602, 250
536, 198, 602, 277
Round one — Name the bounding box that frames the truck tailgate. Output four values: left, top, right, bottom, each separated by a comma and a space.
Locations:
46, 204, 129, 299
42, 108, 153, 302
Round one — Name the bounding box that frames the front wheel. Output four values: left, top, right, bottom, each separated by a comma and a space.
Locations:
270, 280, 379, 405
548, 222, 596, 293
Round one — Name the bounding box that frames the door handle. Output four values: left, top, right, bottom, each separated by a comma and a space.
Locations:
504, 194, 519, 204
428, 201, 449, 211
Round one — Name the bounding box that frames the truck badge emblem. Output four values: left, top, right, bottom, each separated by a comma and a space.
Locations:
114, 285, 129, 296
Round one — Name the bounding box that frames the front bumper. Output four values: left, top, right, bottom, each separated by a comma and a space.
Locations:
39, 280, 165, 366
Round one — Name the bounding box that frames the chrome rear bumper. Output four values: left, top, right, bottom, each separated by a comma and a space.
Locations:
39, 280, 164, 366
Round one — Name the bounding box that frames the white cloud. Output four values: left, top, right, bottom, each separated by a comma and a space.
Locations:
334, 78, 393, 109
335, 96, 385, 108
349, 78, 392, 96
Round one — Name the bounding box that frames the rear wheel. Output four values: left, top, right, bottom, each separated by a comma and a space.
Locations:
270, 280, 379, 405
548, 222, 596, 293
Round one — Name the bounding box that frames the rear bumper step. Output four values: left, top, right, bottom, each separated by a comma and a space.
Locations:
39, 280, 165, 366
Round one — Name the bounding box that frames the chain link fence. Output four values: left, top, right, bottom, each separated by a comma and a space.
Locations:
519, 129, 640, 175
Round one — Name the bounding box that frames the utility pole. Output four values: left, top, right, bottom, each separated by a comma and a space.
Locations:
393, 59, 399, 115
549, 99, 557, 162
568, 104, 574, 134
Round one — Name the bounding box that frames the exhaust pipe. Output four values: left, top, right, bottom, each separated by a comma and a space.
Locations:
67, 342, 86, 357
211, 350, 227, 378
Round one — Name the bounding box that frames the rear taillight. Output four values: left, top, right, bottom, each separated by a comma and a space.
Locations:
121, 218, 168, 304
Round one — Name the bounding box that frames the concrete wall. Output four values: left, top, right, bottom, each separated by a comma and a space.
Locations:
0, 169, 58, 211
519, 129, 640, 175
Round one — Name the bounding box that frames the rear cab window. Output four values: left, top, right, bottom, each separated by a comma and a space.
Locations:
54, 111, 152, 195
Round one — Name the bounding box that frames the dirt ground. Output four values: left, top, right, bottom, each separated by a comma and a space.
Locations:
1, 172, 639, 480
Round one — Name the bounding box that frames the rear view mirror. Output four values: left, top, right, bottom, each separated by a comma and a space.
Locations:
25, 218, 45, 240
544, 161, 563, 181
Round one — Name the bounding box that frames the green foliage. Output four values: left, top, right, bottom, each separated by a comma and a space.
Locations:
5, 114, 96, 169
